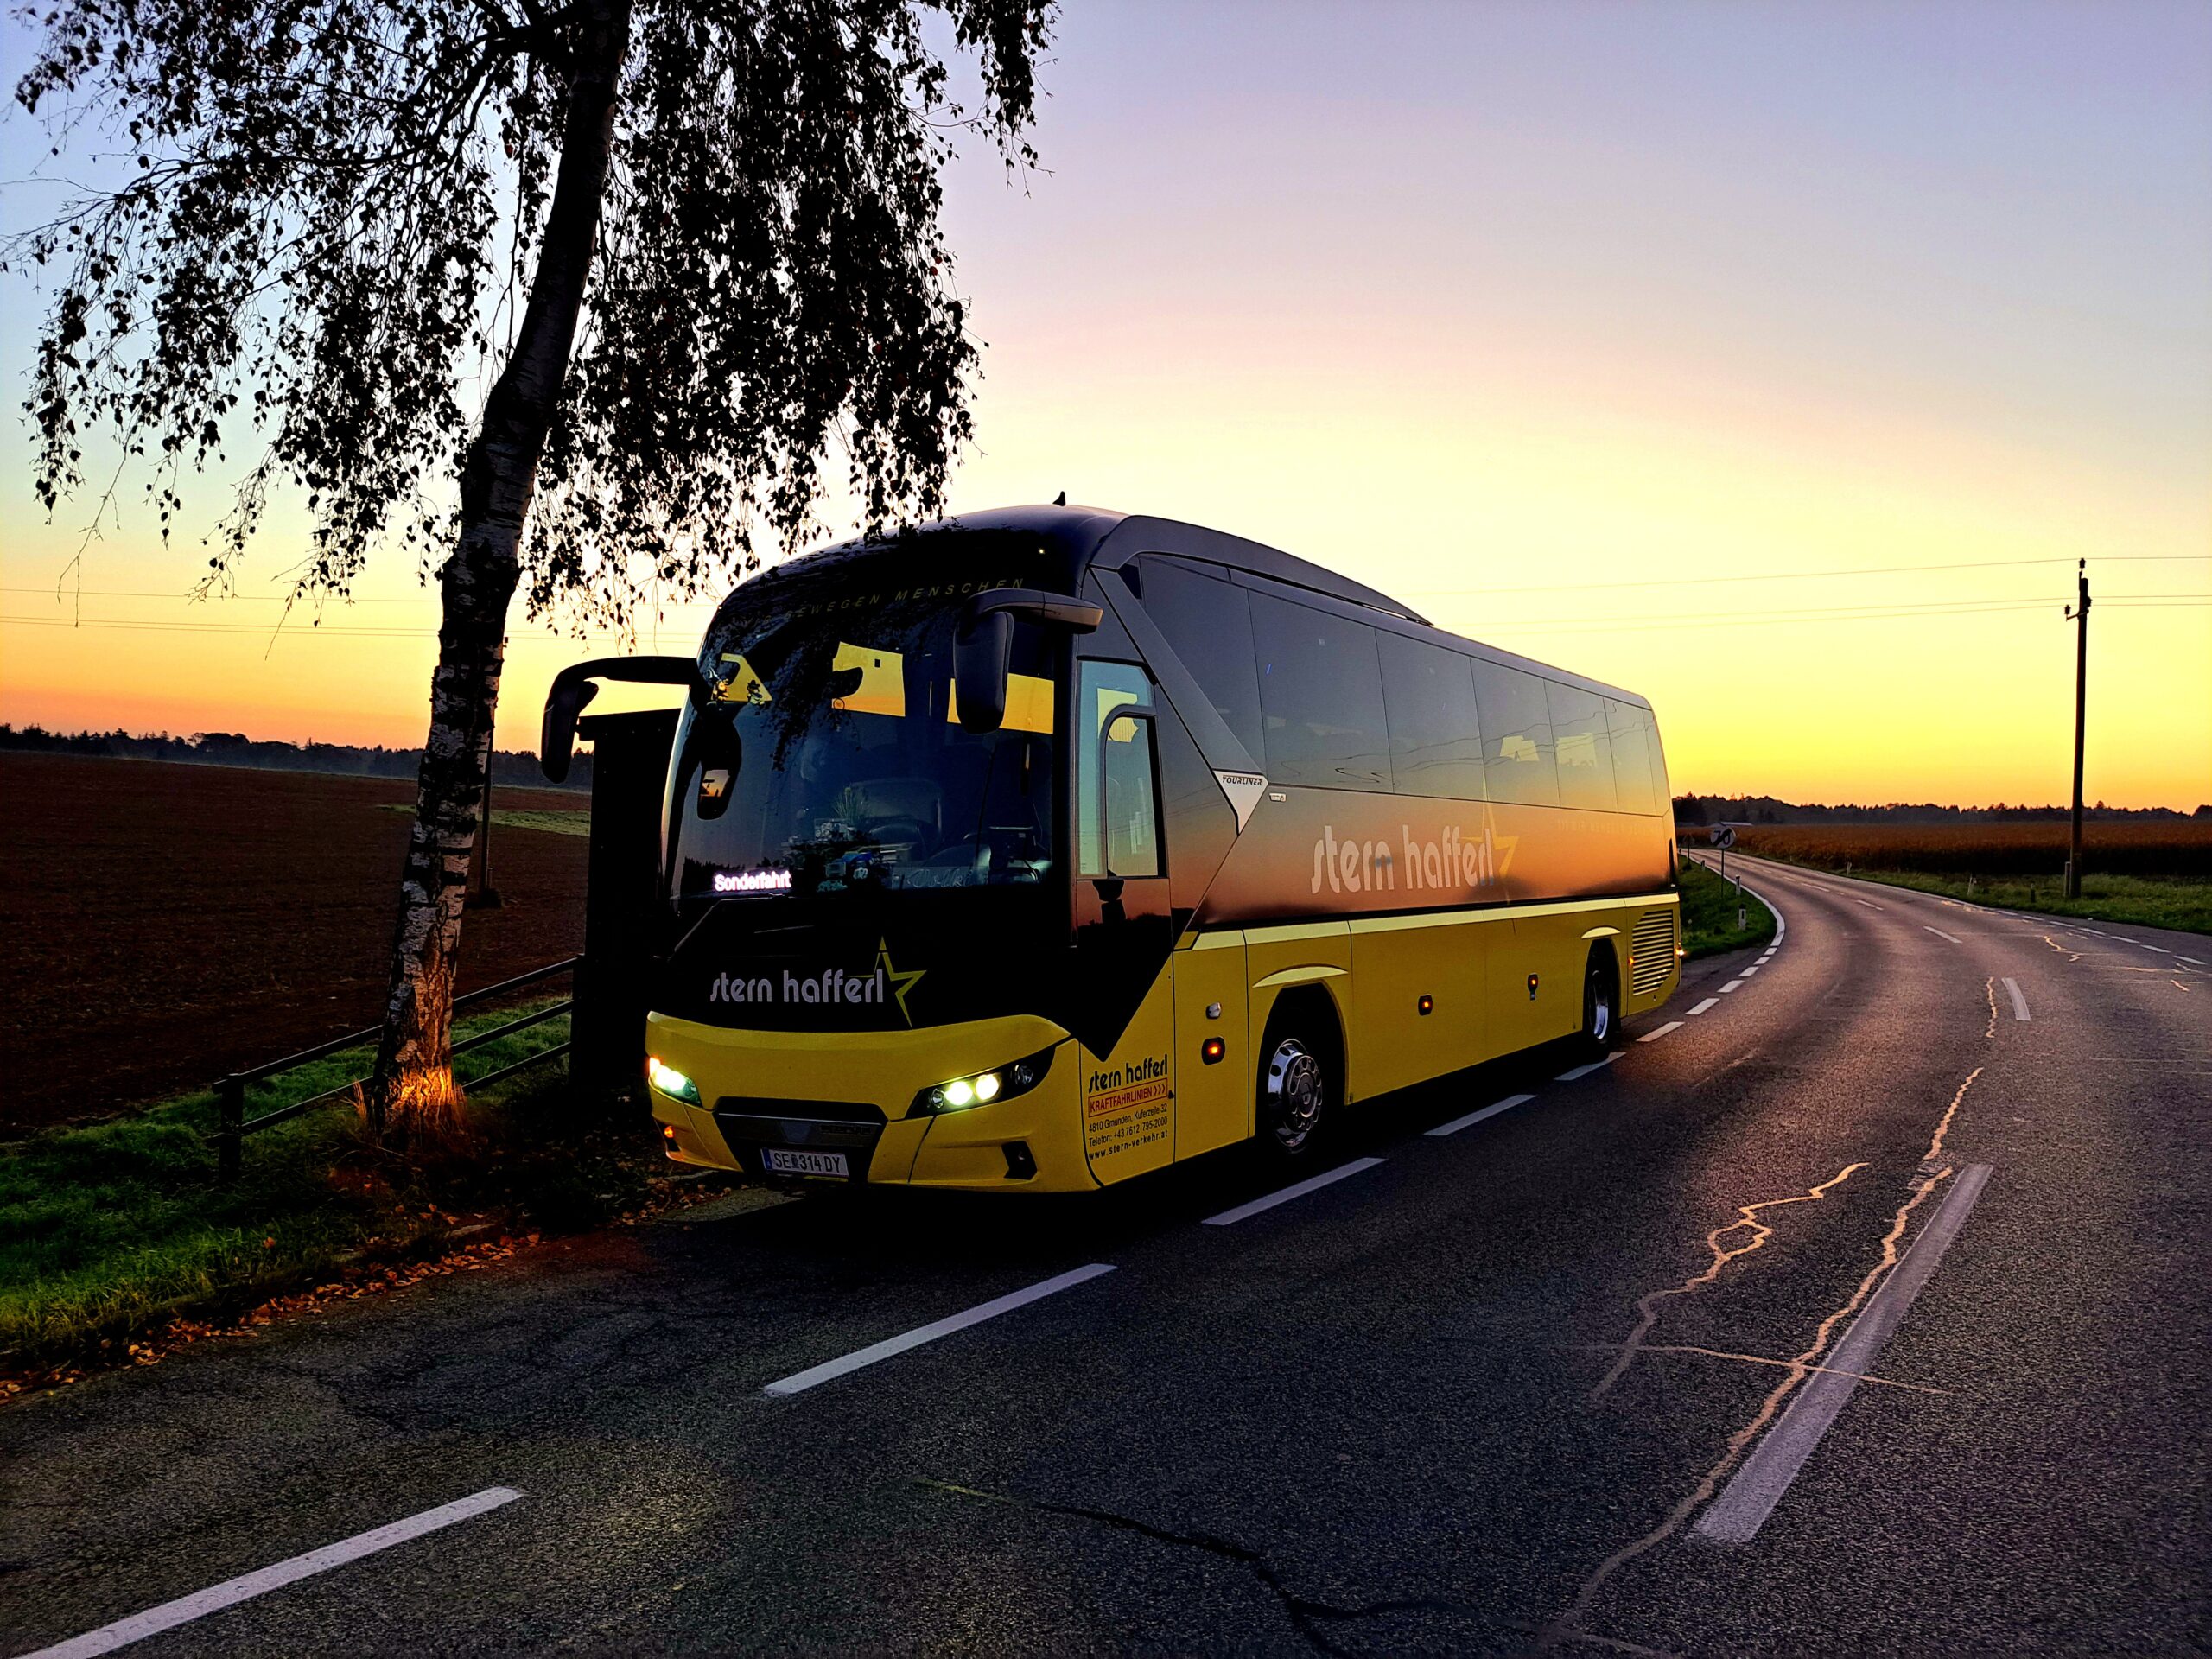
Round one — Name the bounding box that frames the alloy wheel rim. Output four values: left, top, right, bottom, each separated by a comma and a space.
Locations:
1266, 1039, 1325, 1150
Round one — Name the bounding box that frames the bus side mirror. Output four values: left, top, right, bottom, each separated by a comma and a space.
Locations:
541, 656, 708, 781
954, 610, 1014, 734
953, 588, 1104, 734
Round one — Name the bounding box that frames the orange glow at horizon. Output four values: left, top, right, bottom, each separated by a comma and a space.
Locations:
2, 3, 2207, 810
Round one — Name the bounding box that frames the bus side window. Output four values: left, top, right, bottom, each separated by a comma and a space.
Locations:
1606, 697, 1655, 814
1642, 705, 1672, 810
1379, 631, 1484, 800
1470, 659, 1559, 806
1249, 589, 1392, 790
1078, 660, 1162, 878
1138, 556, 1264, 763
1546, 682, 1617, 811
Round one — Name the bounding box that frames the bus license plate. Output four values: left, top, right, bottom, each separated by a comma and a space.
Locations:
762, 1147, 849, 1179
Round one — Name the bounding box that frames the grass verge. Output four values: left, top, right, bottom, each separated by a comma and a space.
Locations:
0, 1000, 678, 1373
378, 804, 589, 837
1741, 858, 2210, 936
1679, 857, 1778, 958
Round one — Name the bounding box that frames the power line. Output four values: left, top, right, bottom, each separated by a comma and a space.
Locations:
1430, 593, 2209, 633
0, 585, 726, 610
1475, 601, 2063, 638
1404, 552, 2209, 599
0, 614, 634, 639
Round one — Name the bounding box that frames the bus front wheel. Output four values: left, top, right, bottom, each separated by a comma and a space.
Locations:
1258, 1020, 1333, 1161
1578, 946, 1619, 1059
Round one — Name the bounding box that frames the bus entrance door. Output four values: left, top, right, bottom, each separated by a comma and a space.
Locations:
1072, 661, 1178, 1183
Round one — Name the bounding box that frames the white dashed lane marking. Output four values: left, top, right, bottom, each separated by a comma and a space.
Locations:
1203, 1159, 1386, 1226
1637, 1022, 1682, 1044
1687, 997, 1719, 1016
1555, 1053, 1622, 1083
2001, 977, 2030, 1021
1924, 926, 1964, 944
763, 1265, 1116, 1395
23, 1488, 525, 1659
1719, 981, 1744, 994
1427, 1094, 1536, 1138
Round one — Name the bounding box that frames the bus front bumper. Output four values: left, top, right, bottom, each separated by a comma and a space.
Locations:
644, 1011, 1099, 1193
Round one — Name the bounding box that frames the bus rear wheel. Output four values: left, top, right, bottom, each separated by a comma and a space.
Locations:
1258, 1022, 1333, 1161
1578, 946, 1618, 1059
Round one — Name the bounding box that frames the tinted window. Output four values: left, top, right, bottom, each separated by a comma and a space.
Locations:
1249, 589, 1392, 789
1077, 660, 1160, 877
674, 602, 1059, 901
1138, 557, 1263, 762
1547, 682, 1616, 810
1606, 698, 1655, 814
1470, 658, 1557, 806
1643, 705, 1672, 810
1379, 632, 1484, 800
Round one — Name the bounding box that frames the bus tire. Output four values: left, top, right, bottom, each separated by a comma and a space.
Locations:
1255, 1001, 1336, 1162
1578, 944, 1619, 1059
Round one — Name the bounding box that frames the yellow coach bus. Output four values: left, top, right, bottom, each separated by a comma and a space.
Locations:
543, 506, 1681, 1192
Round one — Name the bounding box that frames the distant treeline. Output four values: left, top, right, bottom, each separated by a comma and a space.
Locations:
0, 723, 589, 791
1673, 793, 2208, 824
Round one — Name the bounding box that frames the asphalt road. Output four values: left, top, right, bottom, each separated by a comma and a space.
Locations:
6, 858, 2209, 1656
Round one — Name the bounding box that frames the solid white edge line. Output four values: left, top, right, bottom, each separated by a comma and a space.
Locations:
1554, 1052, 1621, 1082
1923, 925, 1963, 944
1637, 1021, 1683, 1044
1695, 1164, 1993, 1545
1687, 997, 1719, 1015
1427, 1094, 1536, 1138
23, 1488, 525, 1659
1202, 1158, 1386, 1226
2001, 976, 2030, 1021
763, 1264, 1116, 1395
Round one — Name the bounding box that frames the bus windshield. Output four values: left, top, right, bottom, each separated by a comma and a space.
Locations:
669, 591, 1060, 905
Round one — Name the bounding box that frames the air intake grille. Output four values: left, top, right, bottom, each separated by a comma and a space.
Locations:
1629, 908, 1677, 996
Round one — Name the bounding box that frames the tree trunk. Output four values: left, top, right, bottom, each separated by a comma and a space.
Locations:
367, 0, 634, 1144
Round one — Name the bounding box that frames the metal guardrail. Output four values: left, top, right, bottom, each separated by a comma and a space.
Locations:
213, 957, 580, 1181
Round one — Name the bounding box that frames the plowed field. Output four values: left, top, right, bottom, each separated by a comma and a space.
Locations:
1722, 820, 2211, 875
0, 754, 590, 1134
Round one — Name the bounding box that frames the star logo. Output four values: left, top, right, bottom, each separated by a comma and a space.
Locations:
875, 938, 925, 1026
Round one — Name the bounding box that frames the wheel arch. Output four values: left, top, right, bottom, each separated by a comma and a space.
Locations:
1254, 980, 1348, 1096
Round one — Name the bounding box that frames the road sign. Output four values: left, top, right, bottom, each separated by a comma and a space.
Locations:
1710, 824, 1737, 849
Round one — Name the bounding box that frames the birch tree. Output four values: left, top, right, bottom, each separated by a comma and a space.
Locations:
12, 0, 1053, 1144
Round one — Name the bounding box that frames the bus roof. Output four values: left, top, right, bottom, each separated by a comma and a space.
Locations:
736, 504, 1649, 709
748, 504, 1425, 624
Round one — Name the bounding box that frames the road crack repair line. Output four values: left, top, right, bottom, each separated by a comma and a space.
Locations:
1569, 1342, 1950, 1397
1923, 1066, 1982, 1168
913, 1479, 1500, 1656
1588, 1162, 1866, 1403
1534, 1166, 1957, 1655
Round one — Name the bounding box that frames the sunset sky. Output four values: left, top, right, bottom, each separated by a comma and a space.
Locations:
2, 1, 2207, 807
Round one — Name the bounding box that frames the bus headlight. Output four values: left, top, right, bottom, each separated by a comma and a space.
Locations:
913, 1045, 1058, 1116
646, 1056, 702, 1104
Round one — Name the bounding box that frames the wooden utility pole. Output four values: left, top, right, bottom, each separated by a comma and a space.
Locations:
2065, 559, 2090, 899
